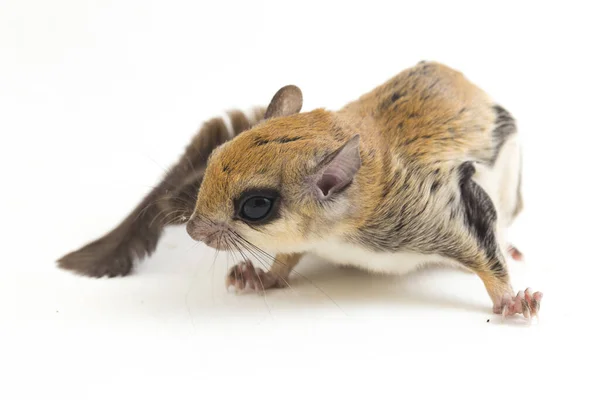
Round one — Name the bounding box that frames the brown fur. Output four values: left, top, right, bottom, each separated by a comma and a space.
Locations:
189, 61, 534, 314
57, 107, 265, 277
58, 61, 537, 316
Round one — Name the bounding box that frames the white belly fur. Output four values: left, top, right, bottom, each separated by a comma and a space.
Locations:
294, 136, 522, 277
308, 240, 462, 276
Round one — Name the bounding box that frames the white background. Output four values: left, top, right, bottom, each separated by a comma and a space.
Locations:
1, 0, 599, 399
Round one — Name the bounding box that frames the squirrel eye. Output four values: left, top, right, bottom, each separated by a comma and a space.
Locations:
240, 196, 274, 222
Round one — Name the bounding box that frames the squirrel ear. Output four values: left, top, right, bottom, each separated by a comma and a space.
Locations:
312, 135, 361, 199
264, 85, 303, 119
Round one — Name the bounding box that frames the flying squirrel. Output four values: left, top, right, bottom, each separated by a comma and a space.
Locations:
58, 61, 541, 319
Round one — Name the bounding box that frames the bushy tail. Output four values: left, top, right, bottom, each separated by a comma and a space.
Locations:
57, 107, 266, 277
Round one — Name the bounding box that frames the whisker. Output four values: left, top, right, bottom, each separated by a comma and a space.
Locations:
228, 238, 241, 294
231, 234, 293, 273
130, 195, 170, 224
225, 237, 231, 292
235, 242, 299, 300
182, 229, 219, 253
182, 236, 202, 253
233, 239, 294, 292
183, 228, 212, 333
158, 209, 188, 227
209, 231, 224, 305
130, 179, 199, 226
227, 237, 273, 317
231, 232, 346, 315
163, 214, 190, 227
147, 205, 175, 228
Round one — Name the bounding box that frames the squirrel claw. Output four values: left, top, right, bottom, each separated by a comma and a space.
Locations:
496, 288, 543, 322
225, 261, 282, 292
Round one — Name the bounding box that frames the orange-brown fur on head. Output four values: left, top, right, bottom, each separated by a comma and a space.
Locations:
188, 61, 518, 283
63, 59, 534, 316
191, 109, 367, 251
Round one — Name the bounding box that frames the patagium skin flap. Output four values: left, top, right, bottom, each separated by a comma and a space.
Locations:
57, 62, 541, 320
187, 62, 542, 320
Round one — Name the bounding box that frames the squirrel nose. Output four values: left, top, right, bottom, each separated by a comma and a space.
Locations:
186, 215, 206, 241
186, 215, 229, 249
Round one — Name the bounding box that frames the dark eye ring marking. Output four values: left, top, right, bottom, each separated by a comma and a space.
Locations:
234, 188, 281, 225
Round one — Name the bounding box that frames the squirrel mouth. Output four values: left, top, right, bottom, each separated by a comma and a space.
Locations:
201, 235, 231, 251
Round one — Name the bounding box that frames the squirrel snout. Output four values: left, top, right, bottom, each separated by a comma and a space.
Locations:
186, 216, 230, 250
185, 217, 203, 241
